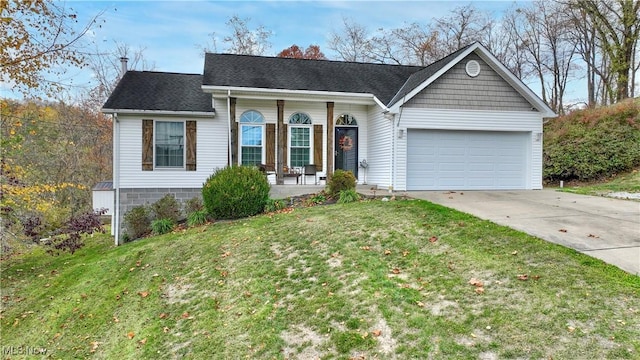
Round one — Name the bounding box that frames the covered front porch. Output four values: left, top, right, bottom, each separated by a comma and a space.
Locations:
269, 184, 383, 199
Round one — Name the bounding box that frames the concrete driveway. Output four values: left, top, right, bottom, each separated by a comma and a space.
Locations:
409, 189, 640, 275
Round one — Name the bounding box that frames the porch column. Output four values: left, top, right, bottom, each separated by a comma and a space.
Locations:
229, 97, 237, 166
326, 101, 334, 181
276, 100, 285, 185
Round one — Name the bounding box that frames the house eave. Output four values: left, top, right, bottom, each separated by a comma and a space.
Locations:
202, 85, 379, 105
101, 108, 215, 118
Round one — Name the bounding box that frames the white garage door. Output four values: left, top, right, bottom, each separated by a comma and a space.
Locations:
407, 130, 528, 190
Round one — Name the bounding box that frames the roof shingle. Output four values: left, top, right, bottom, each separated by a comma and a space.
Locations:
103, 71, 213, 113
203, 54, 423, 105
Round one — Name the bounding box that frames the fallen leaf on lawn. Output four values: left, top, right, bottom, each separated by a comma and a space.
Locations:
372, 329, 382, 337
138, 338, 147, 345
533, 275, 541, 280
468, 278, 484, 287
511, 250, 518, 255
159, 313, 168, 319
136, 261, 141, 267
221, 251, 231, 258
181, 312, 190, 319
475, 287, 485, 294
559, 229, 568, 233
127, 331, 135, 339
567, 326, 575, 332
416, 301, 425, 307
90, 341, 101, 353
53, 333, 61, 340
361, 332, 369, 338
115, 294, 121, 300
517, 274, 529, 281
429, 236, 438, 243
402, 250, 410, 257
391, 268, 401, 274
384, 249, 391, 255
138, 291, 149, 298
360, 246, 371, 251
129, 267, 135, 272
163, 326, 170, 333
113, 316, 119, 323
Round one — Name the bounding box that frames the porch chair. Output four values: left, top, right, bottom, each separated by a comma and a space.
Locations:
303, 164, 317, 185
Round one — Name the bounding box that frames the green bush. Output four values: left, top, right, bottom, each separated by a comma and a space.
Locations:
305, 192, 327, 206
337, 189, 361, 204
264, 198, 287, 213
544, 99, 640, 181
151, 218, 174, 235
187, 210, 209, 227
184, 196, 204, 214
123, 205, 150, 240
151, 194, 181, 223
202, 166, 270, 219
327, 169, 356, 196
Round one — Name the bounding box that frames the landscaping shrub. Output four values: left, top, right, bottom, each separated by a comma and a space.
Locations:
327, 169, 356, 197
337, 189, 361, 204
187, 210, 209, 227
202, 166, 270, 219
151, 218, 174, 235
184, 196, 204, 214
47, 209, 107, 255
123, 205, 151, 240
151, 194, 181, 223
305, 192, 327, 206
544, 99, 640, 181
264, 198, 287, 213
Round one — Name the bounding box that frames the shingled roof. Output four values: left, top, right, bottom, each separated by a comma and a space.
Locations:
203, 54, 423, 105
103, 71, 213, 113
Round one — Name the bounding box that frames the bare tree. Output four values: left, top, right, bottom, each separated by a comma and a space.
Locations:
217, 15, 272, 55
432, 4, 494, 57
86, 42, 156, 106
328, 17, 372, 62
576, 0, 640, 102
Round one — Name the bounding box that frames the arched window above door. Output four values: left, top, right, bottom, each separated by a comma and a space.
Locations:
336, 114, 358, 126
289, 112, 312, 125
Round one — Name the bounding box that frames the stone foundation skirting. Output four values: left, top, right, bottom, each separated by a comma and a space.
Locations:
118, 187, 202, 242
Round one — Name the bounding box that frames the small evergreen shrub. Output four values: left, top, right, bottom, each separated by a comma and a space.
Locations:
337, 189, 361, 204
327, 169, 356, 196
124, 205, 150, 240
151, 194, 181, 223
202, 166, 270, 219
184, 196, 204, 214
264, 198, 287, 212
187, 210, 209, 227
151, 218, 174, 235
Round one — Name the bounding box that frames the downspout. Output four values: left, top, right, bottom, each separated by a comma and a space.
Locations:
113, 113, 120, 245
227, 90, 232, 166
389, 114, 395, 193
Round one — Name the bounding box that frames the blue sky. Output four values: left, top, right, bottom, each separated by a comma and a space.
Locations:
5, 0, 588, 103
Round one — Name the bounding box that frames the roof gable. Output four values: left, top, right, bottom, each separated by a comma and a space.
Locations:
203, 54, 421, 105
387, 42, 556, 117
102, 71, 214, 113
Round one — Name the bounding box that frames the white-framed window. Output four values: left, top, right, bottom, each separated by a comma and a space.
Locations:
240, 110, 265, 166
155, 121, 185, 168
288, 112, 312, 168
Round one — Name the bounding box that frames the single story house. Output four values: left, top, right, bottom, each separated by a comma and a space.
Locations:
102, 42, 556, 243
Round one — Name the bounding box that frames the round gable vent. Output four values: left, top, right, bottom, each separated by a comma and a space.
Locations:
465, 60, 481, 77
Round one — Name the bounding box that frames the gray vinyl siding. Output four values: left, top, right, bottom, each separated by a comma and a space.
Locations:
405, 53, 533, 111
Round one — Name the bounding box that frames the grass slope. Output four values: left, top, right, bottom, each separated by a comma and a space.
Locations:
2, 200, 639, 359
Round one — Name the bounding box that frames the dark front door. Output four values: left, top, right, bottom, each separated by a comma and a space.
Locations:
335, 127, 358, 178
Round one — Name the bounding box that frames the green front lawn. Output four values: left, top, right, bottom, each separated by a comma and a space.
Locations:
2, 200, 639, 359
555, 169, 640, 197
